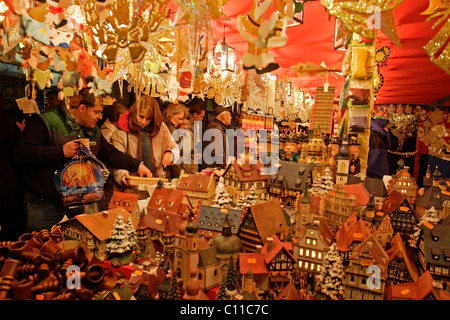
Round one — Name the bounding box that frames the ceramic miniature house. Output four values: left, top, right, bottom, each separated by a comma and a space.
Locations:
237, 198, 290, 253
385, 233, 419, 286
108, 191, 141, 220
387, 166, 419, 207
293, 221, 330, 275
415, 184, 450, 221
146, 186, 194, 216
58, 207, 139, 262
344, 234, 389, 300
176, 173, 216, 215
417, 215, 450, 288
222, 161, 269, 203
382, 190, 417, 247
267, 161, 314, 210
196, 205, 243, 241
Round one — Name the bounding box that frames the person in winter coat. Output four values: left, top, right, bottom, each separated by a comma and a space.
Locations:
367, 117, 391, 179
13, 88, 153, 232
108, 95, 179, 187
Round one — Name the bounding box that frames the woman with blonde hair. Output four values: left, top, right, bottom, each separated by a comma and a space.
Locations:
107, 95, 179, 192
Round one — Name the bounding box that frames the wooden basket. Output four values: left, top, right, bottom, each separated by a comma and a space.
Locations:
126, 176, 169, 186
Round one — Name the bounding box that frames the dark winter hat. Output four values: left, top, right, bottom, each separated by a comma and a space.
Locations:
348, 134, 360, 146
213, 106, 230, 117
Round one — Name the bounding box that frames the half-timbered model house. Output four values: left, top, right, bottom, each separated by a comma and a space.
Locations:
417, 215, 450, 291
348, 176, 389, 210
382, 190, 417, 248
236, 198, 290, 253
385, 233, 419, 287
335, 213, 372, 266
222, 160, 269, 203
415, 184, 450, 221
385, 270, 450, 300
267, 161, 314, 210
58, 207, 138, 262
176, 173, 216, 215
344, 234, 389, 300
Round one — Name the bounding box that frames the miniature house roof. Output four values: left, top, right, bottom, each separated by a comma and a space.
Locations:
420, 215, 450, 267
61, 207, 138, 242
262, 234, 297, 265
241, 198, 290, 244
137, 210, 181, 235
238, 252, 269, 275
108, 192, 141, 213
382, 190, 412, 214
336, 213, 372, 252
348, 177, 388, 198
385, 233, 419, 282
276, 282, 301, 300
267, 161, 313, 192
177, 173, 215, 194
386, 271, 450, 300
349, 234, 389, 278
416, 186, 450, 210
198, 246, 219, 267
342, 183, 370, 207
197, 205, 242, 234
224, 160, 269, 182
146, 187, 193, 214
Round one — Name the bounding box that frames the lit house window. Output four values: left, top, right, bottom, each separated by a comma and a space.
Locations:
299, 248, 304, 256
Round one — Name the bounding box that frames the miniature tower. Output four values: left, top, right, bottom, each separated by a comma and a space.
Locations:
432, 166, 442, 187
364, 194, 376, 222
296, 184, 311, 234
335, 135, 350, 185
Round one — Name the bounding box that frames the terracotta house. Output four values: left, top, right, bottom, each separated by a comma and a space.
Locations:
267, 161, 314, 210
237, 198, 290, 253
176, 173, 216, 215
418, 215, 450, 290
127, 262, 167, 300
335, 213, 372, 266
344, 234, 389, 300
382, 190, 417, 247
237, 251, 269, 291
59, 207, 139, 262
108, 191, 141, 220
222, 160, 269, 203
385, 233, 419, 286
348, 176, 388, 210
146, 186, 194, 216
293, 221, 330, 275
385, 270, 450, 300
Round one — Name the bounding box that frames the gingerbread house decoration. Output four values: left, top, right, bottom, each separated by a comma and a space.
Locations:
417, 215, 450, 288
59, 207, 138, 262
335, 212, 372, 266
236, 198, 290, 253
415, 185, 450, 221
196, 205, 243, 240
109, 191, 141, 220
176, 173, 216, 214
222, 160, 269, 203
387, 166, 419, 207
293, 221, 330, 275
382, 190, 417, 246
385, 233, 419, 286
385, 270, 450, 300
344, 234, 389, 300
267, 161, 313, 210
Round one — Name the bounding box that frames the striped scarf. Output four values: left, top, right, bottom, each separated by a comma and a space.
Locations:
137, 129, 157, 177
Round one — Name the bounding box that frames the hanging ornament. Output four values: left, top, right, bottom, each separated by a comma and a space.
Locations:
321, 0, 404, 48
422, 1, 450, 75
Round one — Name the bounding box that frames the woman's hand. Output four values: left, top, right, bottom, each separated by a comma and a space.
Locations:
121, 172, 131, 186
161, 151, 173, 167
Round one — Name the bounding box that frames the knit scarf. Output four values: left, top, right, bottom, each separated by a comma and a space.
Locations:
137, 128, 157, 177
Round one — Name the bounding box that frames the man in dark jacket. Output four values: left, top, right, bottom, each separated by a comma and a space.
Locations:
13, 88, 152, 232
367, 117, 391, 179
200, 106, 232, 171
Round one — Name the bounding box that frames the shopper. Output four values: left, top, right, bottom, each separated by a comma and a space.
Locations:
0, 104, 26, 240
13, 88, 153, 232
100, 102, 128, 142
107, 95, 179, 191
200, 106, 232, 172
367, 117, 391, 179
